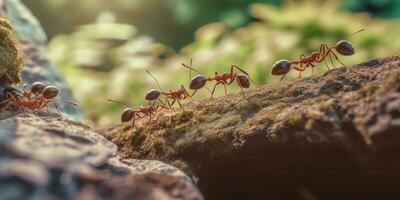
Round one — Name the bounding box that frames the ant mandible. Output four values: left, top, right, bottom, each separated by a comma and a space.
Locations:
271, 29, 365, 84
2, 81, 79, 117
181, 59, 255, 100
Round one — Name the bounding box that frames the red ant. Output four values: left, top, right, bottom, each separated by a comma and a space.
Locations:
181, 59, 256, 99
271, 29, 365, 84
108, 99, 167, 140
145, 69, 195, 110
2, 81, 79, 117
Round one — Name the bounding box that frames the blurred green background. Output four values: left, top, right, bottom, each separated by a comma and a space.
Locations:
22, 0, 400, 126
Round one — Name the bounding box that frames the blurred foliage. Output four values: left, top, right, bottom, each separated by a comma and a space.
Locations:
47, 1, 400, 126
22, 0, 400, 49
342, 0, 400, 18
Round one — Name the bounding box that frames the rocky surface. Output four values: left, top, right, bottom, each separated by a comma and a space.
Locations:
101, 55, 400, 199
0, 112, 203, 200
0, 0, 82, 120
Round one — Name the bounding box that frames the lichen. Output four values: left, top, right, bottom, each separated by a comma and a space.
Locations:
0, 17, 24, 86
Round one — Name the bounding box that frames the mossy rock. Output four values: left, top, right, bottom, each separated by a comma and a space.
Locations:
0, 17, 23, 86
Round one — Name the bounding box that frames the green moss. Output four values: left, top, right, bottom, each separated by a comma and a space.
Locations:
0, 17, 24, 86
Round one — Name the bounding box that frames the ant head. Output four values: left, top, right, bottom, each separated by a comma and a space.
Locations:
237, 74, 250, 88
271, 59, 291, 75
121, 108, 135, 122
31, 82, 46, 95
335, 40, 354, 56
189, 75, 207, 90
42, 86, 59, 99
145, 89, 161, 101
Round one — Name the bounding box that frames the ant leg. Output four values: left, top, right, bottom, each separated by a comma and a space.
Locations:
331, 51, 345, 67
181, 85, 195, 104
210, 81, 224, 98
190, 89, 198, 98
176, 99, 185, 111
321, 44, 333, 75
166, 98, 175, 124
323, 57, 333, 76
328, 53, 336, 70
117, 122, 125, 142
330, 51, 352, 73
167, 98, 176, 108
223, 84, 228, 96
296, 63, 304, 79
52, 101, 63, 119
130, 114, 136, 133
272, 72, 289, 89
46, 106, 51, 116
310, 64, 316, 77
237, 78, 248, 101
156, 98, 168, 108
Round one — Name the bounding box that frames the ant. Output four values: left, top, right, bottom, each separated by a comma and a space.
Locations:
2, 81, 79, 117
181, 59, 256, 100
108, 99, 167, 141
145, 69, 195, 110
271, 29, 365, 84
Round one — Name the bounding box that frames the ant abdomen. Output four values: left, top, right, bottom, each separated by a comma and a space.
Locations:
271, 59, 291, 75
237, 74, 250, 88
145, 89, 161, 101
190, 75, 207, 90
335, 40, 355, 56
42, 86, 59, 99
31, 82, 46, 95
121, 108, 135, 122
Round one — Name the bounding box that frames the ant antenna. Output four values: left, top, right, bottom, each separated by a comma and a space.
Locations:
107, 98, 130, 107
189, 59, 193, 82
146, 69, 162, 90
343, 28, 365, 39
181, 60, 203, 76
53, 98, 79, 107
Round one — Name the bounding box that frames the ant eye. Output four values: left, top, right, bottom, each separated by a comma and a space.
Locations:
121, 108, 135, 122
335, 40, 354, 56
190, 75, 207, 90
31, 82, 46, 95
145, 89, 161, 101
42, 86, 59, 99
237, 74, 250, 88
271, 59, 291, 75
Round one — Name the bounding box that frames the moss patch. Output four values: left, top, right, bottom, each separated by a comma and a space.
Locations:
0, 17, 24, 86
